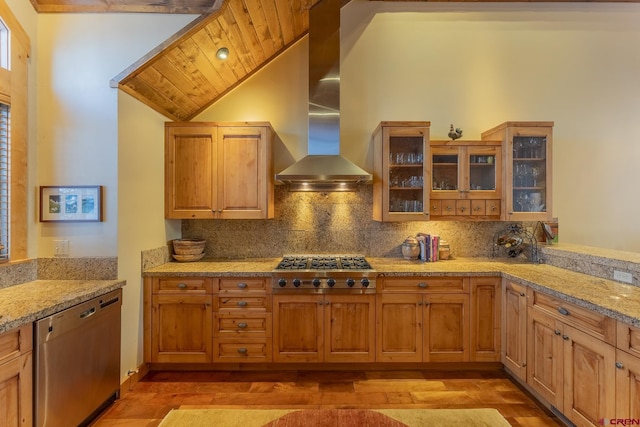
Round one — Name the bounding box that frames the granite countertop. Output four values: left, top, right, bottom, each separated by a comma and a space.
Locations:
0, 279, 126, 334
145, 256, 640, 327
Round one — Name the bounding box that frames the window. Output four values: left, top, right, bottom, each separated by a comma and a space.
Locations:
0, 103, 8, 262
0, 18, 8, 70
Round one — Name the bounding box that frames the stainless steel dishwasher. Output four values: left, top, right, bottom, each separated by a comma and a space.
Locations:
35, 288, 122, 427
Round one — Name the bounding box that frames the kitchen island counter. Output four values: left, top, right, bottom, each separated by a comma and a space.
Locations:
0, 279, 126, 334
144, 256, 640, 327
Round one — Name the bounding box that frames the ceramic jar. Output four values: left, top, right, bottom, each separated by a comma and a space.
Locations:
401, 236, 420, 260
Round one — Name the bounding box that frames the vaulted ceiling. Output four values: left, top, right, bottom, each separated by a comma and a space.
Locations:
104, 0, 635, 121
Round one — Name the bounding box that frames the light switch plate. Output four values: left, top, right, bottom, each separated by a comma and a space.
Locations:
613, 270, 633, 284
54, 239, 69, 257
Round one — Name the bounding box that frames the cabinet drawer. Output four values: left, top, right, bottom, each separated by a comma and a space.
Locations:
528, 290, 616, 344
617, 321, 640, 357
154, 277, 212, 294
213, 313, 272, 337
0, 324, 32, 365
217, 278, 267, 292
214, 295, 271, 311
381, 277, 468, 293
213, 338, 272, 363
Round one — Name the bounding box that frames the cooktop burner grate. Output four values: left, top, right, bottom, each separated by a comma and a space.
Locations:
275, 255, 372, 271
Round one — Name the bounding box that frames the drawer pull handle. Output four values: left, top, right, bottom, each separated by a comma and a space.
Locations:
558, 307, 570, 316
237, 301, 248, 307
237, 323, 248, 329
418, 283, 428, 289
177, 283, 187, 289
615, 362, 624, 369
237, 348, 248, 354
237, 283, 248, 289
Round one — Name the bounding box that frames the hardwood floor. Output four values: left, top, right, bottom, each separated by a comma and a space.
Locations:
91, 368, 564, 427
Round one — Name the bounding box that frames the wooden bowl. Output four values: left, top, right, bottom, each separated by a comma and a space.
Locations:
172, 239, 206, 255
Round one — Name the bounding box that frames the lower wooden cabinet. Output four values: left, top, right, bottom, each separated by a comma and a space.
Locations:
145, 277, 214, 363
273, 294, 375, 363
0, 325, 32, 427
470, 277, 501, 362
501, 280, 528, 380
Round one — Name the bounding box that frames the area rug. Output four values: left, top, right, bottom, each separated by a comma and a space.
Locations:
158, 408, 511, 426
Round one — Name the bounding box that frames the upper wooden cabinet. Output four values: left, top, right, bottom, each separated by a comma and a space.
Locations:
482, 121, 553, 221
372, 121, 431, 222
429, 140, 502, 220
165, 122, 274, 219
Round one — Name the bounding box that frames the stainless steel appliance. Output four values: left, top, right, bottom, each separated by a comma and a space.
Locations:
34, 288, 122, 427
272, 255, 376, 293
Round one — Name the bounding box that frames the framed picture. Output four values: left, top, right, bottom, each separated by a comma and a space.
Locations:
40, 186, 103, 222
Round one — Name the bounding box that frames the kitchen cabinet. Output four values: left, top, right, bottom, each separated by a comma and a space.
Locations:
376, 277, 470, 362
273, 294, 375, 363
616, 321, 640, 419
470, 277, 501, 362
213, 278, 272, 363
0, 325, 32, 427
481, 121, 553, 221
372, 121, 431, 222
165, 122, 274, 219
429, 140, 502, 220
501, 280, 528, 381
144, 277, 213, 363
527, 289, 617, 427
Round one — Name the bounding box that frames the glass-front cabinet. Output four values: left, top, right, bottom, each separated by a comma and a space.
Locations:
429, 141, 502, 219
482, 122, 553, 221
372, 121, 430, 222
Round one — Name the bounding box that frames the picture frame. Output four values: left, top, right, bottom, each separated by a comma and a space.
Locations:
40, 186, 103, 222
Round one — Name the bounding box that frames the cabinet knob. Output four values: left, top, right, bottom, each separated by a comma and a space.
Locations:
237, 323, 248, 329
460, 206, 466, 212
325, 301, 330, 305
615, 362, 624, 369
491, 205, 496, 211
562, 335, 569, 341
446, 206, 453, 211
177, 283, 187, 289
519, 292, 525, 297
554, 330, 561, 336
237, 301, 248, 307
418, 302, 423, 306
558, 307, 570, 316
418, 282, 428, 289
237, 282, 248, 289
218, 209, 222, 213
237, 347, 248, 354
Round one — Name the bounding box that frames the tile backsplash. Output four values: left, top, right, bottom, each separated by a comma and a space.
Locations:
182, 186, 530, 259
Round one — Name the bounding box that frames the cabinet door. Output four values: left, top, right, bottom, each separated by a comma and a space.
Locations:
165, 124, 216, 219
616, 349, 640, 420
376, 293, 422, 362
0, 352, 32, 427
431, 145, 461, 200
502, 281, 528, 380
151, 294, 213, 363
273, 294, 323, 362
506, 126, 552, 221
217, 126, 273, 219
372, 122, 430, 222
424, 293, 470, 362
471, 277, 501, 362
527, 307, 564, 408
324, 294, 375, 363
562, 324, 616, 427
466, 145, 502, 200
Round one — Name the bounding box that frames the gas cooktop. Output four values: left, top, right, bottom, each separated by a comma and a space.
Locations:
275, 255, 373, 271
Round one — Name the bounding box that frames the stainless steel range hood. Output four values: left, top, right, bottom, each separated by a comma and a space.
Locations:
275, 0, 372, 191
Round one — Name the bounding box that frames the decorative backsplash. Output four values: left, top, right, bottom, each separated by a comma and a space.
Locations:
182, 186, 528, 259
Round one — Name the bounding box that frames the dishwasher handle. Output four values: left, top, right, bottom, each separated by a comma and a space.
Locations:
80, 307, 96, 319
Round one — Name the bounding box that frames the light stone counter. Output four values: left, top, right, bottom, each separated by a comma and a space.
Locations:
0, 279, 126, 334
144, 256, 640, 328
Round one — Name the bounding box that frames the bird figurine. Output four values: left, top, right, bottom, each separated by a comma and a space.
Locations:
448, 124, 463, 140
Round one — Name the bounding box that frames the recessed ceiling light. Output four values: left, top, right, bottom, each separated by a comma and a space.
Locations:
216, 47, 229, 60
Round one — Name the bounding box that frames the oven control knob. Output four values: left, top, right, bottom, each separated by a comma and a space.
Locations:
278, 278, 287, 288
361, 278, 370, 288
327, 278, 336, 288
293, 278, 302, 287
312, 278, 321, 287
346, 278, 355, 287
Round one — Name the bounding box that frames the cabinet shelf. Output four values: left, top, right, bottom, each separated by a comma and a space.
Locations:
390, 187, 423, 190
390, 164, 423, 168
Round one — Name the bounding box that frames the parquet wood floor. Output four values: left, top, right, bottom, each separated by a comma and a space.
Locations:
91, 368, 564, 427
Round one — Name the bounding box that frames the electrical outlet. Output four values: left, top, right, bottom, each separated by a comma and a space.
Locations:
54, 239, 69, 257
613, 270, 633, 284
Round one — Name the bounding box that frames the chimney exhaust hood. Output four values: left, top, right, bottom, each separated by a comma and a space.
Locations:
275, 0, 372, 191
